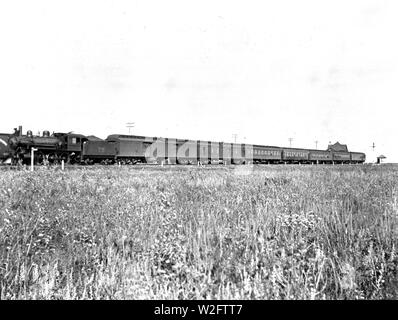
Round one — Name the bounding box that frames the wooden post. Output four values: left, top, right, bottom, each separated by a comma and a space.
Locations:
30, 148, 38, 172
31, 150, 34, 172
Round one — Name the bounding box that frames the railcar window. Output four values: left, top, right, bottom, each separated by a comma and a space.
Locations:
71, 138, 77, 144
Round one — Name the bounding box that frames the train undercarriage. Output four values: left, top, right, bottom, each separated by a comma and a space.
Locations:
9, 152, 365, 167
12, 148, 82, 166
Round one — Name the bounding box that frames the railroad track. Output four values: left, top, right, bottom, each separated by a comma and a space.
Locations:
0, 162, 364, 172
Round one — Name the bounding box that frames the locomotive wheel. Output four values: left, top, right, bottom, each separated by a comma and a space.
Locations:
85, 159, 92, 165
15, 147, 26, 165
48, 153, 59, 165
13, 156, 23, 166
69, 154, 80, 165
36, 151, 46, 165
59, 153, 69, 164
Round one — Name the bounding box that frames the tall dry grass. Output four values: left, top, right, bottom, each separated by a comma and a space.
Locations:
0, 164, 397, 299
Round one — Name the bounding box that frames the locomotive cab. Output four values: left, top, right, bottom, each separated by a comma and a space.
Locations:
53, 133, 87, 152
66, 134, 86, 152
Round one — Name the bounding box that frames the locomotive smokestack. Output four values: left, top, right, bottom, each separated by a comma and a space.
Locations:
18, 125, 22, 136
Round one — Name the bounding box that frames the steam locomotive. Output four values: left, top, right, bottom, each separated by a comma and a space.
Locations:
0, 125, 366, 165
0, 126, 86, 165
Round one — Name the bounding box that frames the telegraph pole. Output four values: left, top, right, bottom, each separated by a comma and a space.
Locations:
315, 140, 318, 149
370, 142, 376, 163
232, 134, 238, 144
126, 122, 135, 134
288, 138, 293, 148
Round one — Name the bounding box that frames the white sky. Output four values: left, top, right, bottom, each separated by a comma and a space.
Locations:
0, 0, 397, 162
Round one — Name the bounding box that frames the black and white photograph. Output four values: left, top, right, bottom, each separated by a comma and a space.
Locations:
0, 0, 397, 308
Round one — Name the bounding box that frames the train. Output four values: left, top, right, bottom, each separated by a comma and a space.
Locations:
0, 125, 366, 165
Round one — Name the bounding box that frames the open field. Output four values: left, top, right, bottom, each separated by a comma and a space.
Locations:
0, 164, 397, 299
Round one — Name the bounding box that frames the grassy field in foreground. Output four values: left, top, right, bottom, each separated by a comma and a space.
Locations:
0, 164, 397, 299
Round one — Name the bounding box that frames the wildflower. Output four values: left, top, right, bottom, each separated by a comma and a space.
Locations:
340, 262, 357, 291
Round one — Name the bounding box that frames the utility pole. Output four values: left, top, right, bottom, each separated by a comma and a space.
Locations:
288, 137, 293, 148
315, 140, 318, 149
126, 122, 135, 134
232, 133, 238, 144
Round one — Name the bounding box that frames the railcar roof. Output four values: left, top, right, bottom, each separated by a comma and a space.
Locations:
102, 135, 364, 155
54, 132, 87, 138
279, 146, 338, 152
252, 144, 282, 148
107, 134, 155, 140
86, 135, 103, 141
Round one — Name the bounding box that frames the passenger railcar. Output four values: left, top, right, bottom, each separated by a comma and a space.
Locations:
332, 152, 351, 164
253, 145, 282, 163
350, 152, 366, 164
308, 150, 333, 164
282, 148, 310, 163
